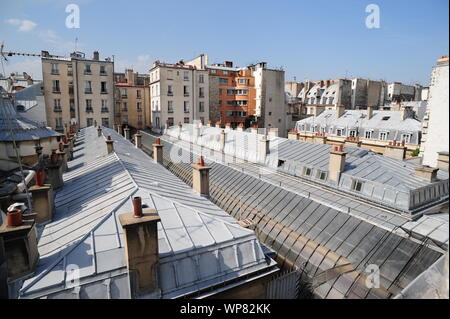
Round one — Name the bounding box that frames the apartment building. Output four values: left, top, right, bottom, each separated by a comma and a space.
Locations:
149, 56, 209, 133
42, 51, 114, 132
207, 61, 256, 126
387, 82, 421, 103
420, 56, 449, 169
114, 69, 150, 130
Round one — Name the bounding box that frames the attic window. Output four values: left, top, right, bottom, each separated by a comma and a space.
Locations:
278, 160, 285, 167
351, 180, 364, 192
316, 170, 327, 181
302, 167, 312, 177
382, 116, 390, 121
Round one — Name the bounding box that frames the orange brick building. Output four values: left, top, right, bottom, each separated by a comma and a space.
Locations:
207, 62, 256, 127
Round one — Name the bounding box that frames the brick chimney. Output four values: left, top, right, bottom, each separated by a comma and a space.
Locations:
258, 135, 270, 163
93, 51, 99, 61
152, 138, 164, 164
119, 197, 161, 297
437, 152, 449, 171
106, 136, 114, 153
314, 132, 328, 144
329, 145, 347, 183
192, 156, 211, 196
0, 211, 39, 283
367, 105, 373, 120
384, 141, 406, 160
123, 126, 130, 140
215, 121, 221, 128
134, 130, 142, 148
56, 142, 67, 172
29, 173, 54, 224
45, 150, 64, 190
336, 104, 345, 118
414, 165, 439, 182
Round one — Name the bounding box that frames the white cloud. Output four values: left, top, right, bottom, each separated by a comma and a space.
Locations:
138, 55, 150, 63
6, 18, 37, 32
116, 55, 153, 74
38, 29, 80, 54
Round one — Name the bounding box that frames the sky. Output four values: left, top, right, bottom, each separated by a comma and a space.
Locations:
0, 0, 448, 85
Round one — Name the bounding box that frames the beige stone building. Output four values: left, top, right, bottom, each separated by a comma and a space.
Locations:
149, 55, 209, 133
42, 51, 114, 132
114, 69, 150, 130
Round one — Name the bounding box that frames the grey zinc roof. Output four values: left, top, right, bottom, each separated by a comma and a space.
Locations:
19, 126, 276, 299
0, 96, 61, 141
166, 124, 449, 212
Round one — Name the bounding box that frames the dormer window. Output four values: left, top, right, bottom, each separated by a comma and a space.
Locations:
316, 170, 327, 181
351, 180, 364, 192
302, 167, 312, 177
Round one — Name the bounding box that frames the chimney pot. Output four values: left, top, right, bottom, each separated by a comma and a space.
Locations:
6, 209, 23, 227
133, 197, 143, 218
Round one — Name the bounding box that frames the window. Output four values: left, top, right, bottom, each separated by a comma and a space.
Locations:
349, 130, 357, 137
183, 71, 189, 81
401, 134, 412, 144
122, 102, 128, 111
168, 101, 173, 113
137, 102, 142, 111
122, 115, 128, 124
51, 63, 59, 75
54, 99, 61, 112
184, 101, 190, 113
210, 69, 217, 74
168, 117, 174, 126
316, 170, 327, 181
87, 118, 93, 126
101, 81, 107, 94
199, 87, 205, 98
121, 88, 127, 98
227, 100, 248, 106
85, 99, 93, 112
52, 80, 60, 93
183, 86, 189, 96
155, 116, 160, 128
199, 74, 204, 83
227, 89, 248, 95
70, 99, 75, 112
219, 78, 228, 84
184, 117, 189, 123
137, 115, 143, 125
365, 130, 373, 139
136, 90, 142, 99
102, 118, 109, 127
379, 131, 389, 141
67, 64, 73, 75
85, 81, 92, 94
84, 64, 92, 74
238, 78, 247, 85
55, 117, 63, 129
167, 85, 173, 96
100, 65, 107, 75
302, 167, 312, 177
336, 129, 344, 137
199, 101, 205, 113
101, 100, 108, 113
223, 71, 228, 75
382, 116, 390, 121
351, 180, 364, 192
167, 70, 173, 80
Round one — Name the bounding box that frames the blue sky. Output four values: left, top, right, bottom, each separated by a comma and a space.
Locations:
1, 0, 448, 85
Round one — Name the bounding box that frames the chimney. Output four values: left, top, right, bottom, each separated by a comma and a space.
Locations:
384, 141, 406, 160
325, 80, 331, 88
29, 172, 54, 224
152, 138, 164, 164
45, 149, 64, 190
367, 105, 373, 120
437, 152, 449, 171
268, 128, 278, 137
400, 107, 410, 121
329, 145, 347, 183
93, 51, 99, 61
225, 61, 233, 68
225, 123, 231, 129
414, 165, 439, 182
220, 130, 226, 152
164, 120, 169, 133
124, 126, 130, 140
106, 136, 114, 154
134, 130, 142, 148
236, 124, 244, 132
62, 137, 72, 161
258, 135, 270, 163
314, 132, 328, 144
97, 126, 102, 137
191, 156, 211, 197
288, 130, 299, 140
207, 120, 212, 127
0, 209, 39, 283
193, 125, 200, 141
117, 124, 123, 135
119, 197, 161, 297
336, 104, 345, 118
215, 121, 221, 128
56, 142, 67, 172
250, 126, 258, 134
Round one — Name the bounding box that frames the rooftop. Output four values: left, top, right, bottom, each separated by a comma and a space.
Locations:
18, 126, 277, 299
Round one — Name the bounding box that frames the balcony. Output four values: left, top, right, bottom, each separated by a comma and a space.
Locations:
184, 93, 189, 97
67, 71, 73, 76
85, 108, 94, 113
100, 71, 107, 76
53, 108, 62, 113
85, 89, 92, 94
51, 70, 59, 75
52, 87, 61, 93
137, 108, 142, 112
84, 70, 92, 75
167, 92, 173, 96
101, 108, 109, 113
121, 108, 128, 112
68, 87, 74, 94
121, 95, 128, 99
101, 90, 108, 94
